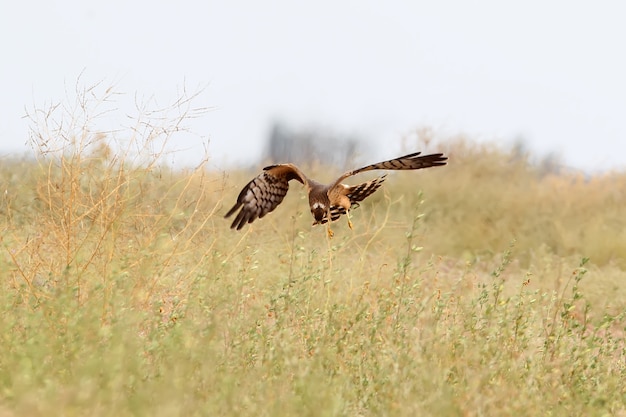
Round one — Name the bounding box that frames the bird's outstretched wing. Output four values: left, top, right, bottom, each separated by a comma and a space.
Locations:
225, 164, 306, 230
330, 152, 447, 189
320, 175, 387, 224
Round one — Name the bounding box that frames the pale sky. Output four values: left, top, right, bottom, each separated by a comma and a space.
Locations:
2, 1, 625, 171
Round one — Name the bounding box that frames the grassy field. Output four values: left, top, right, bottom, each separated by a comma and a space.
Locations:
1, 92, 625, 416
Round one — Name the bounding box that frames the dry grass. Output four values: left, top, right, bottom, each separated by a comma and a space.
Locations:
0, 83, 625, 416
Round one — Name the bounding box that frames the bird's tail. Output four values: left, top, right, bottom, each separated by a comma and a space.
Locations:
317, 175, 387, 225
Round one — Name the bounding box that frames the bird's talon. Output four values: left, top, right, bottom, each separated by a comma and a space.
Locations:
348, 219, 354, 230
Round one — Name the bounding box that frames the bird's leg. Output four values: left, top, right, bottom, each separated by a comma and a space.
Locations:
326, 208, 334, 238
346, 209, 353, 230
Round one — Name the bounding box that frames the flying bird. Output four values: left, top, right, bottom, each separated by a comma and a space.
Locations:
225, 151, 447, 237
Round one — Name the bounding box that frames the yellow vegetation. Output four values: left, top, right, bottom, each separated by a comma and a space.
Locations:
0, 87, 624, 416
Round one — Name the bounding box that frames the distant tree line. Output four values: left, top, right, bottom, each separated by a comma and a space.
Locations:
264, 121, 362, 169
264, 123, 565, 175
511, 137, 563, 176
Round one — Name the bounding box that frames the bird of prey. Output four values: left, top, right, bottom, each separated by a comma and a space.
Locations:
225, 151, 447, 237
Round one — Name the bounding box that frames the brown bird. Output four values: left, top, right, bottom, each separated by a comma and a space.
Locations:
225, 151, 447, 237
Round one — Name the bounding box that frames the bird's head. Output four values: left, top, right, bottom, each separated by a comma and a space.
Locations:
310, 202, 327, 223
